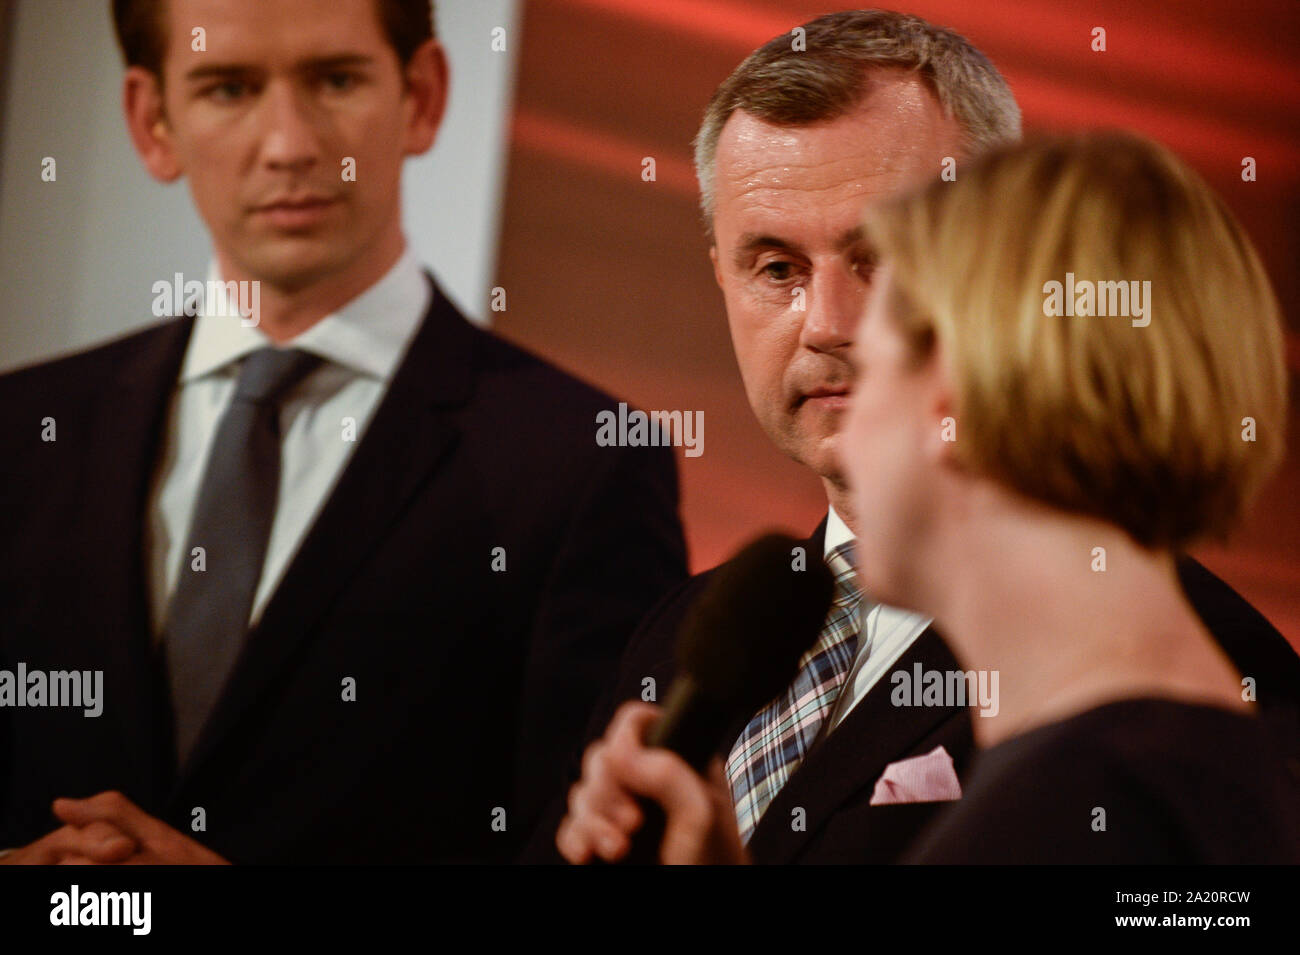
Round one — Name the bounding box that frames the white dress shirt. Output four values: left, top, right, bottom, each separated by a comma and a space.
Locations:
821, 506, 933, 731
146, 250, 430, 636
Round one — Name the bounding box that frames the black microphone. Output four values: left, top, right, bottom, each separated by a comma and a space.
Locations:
619, 532, 834, 864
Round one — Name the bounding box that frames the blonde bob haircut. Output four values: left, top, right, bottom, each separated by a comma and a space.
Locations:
861, 131, 1287, 550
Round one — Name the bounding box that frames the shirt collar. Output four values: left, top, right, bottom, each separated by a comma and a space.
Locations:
179, 248, 430, 384
824, 504, 853, 558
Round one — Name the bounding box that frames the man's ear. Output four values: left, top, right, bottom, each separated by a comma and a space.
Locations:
402, 39, 449, 157
709, 244, 723, 289
122, 67, 182, 182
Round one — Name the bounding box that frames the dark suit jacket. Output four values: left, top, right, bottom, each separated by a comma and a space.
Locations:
524, 519, 1300, 864
0, 278, 688, 863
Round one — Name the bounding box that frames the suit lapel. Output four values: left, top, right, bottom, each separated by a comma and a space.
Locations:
712, 520, 833, 756
746, 625, 969, 863
85, 319, 194, 803
174, 279, 478, 787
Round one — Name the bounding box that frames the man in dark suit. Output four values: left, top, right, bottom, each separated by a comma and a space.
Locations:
550, 525, 1300, 864
539, 10, 1300, 865
0, 0, 686, 863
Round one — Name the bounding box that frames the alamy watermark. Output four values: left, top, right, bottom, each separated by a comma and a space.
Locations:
596, 401, 703, 457
891, 662, 999, 717
50, 885, 150, 935
1042, 272, 1151, 327
0, 663, 102, 717
152, 273, 260, 327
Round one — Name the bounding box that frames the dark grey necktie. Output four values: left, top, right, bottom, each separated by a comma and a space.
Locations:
164, 347, 322, 763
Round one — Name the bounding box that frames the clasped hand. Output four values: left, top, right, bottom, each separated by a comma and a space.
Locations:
0, 791, 228, 865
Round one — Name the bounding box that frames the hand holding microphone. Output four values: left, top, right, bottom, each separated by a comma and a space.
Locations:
555, 700, 745, 864
555, 533, 834, 864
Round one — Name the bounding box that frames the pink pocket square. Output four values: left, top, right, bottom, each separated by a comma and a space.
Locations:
869, 745, 963, 805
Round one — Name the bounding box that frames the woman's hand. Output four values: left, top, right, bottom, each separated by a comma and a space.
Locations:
555, 701, 750, 865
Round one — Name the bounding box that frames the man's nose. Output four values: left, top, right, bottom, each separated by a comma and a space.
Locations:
799, 265, 865, 354
256, 82, 323, 174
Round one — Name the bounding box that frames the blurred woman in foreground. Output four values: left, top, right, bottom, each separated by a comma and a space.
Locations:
557, 131, 1300, 863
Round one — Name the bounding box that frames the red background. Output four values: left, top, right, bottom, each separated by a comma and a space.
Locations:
492, 0, 1300, 644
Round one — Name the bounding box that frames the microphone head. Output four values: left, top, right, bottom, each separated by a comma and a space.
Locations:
676, 532, 836, 714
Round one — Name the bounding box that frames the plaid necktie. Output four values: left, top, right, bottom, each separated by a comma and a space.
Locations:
726, 540, 864, 843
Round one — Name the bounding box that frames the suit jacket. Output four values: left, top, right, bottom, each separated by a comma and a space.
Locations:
524, 519, 1300, 864
0, 278, 688, 863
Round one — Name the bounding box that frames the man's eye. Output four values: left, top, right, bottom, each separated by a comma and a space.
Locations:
851, 257, 877, 280
206, 81, 248, 101
760, 261, 796, 282
323, 72, 359, 91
